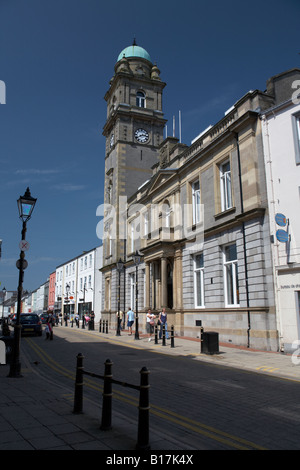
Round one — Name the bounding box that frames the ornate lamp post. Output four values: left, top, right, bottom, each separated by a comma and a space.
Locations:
9, 187, 37, 378
80, 282, 87, 328
133, 251, 141, 340
65, 283, 70, 325
116, 258, 124, 336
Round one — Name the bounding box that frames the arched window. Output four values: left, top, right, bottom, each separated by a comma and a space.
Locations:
136, 91, 145, 108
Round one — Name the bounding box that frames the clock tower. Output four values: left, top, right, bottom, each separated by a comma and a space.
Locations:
102, 41, 166, 265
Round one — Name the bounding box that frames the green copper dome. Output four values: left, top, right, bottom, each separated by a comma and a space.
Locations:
117, 44, 152, 63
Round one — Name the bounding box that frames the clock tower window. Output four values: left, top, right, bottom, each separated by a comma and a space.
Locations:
136, 91, 145, 108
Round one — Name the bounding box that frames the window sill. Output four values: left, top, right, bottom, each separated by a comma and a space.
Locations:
214, 206, 236, 220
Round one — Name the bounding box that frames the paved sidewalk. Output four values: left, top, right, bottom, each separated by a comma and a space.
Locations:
0, 325, 299, 451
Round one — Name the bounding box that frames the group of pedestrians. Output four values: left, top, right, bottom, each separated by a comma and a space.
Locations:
124, 307, 169, 341
146, 307, 169, 342
44, 307, 169, 342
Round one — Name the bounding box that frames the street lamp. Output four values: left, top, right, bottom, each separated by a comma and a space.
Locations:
116, 258, 124, 336
81, 283, 87, 328
133, 251, 141, 340
9, 187, 37, 378
65, 283, 70, 325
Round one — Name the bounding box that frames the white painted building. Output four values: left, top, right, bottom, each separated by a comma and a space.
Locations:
93, 245, 103, 322
54, 246, 102, 320
261, 69, 300, 351
35, 281, 49, 315
77, 249, 95, 317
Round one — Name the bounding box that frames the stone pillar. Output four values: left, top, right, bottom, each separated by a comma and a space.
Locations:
145, 262, 150, 310
161, 257, 167, 308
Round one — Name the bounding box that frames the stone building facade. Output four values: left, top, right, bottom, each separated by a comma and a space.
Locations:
100, 42, 298, 351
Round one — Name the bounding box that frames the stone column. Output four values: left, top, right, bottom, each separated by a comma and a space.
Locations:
145, 261, 150, 310
161, 257, 168, 308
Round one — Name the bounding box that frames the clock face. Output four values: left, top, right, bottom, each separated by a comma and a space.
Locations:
135, 128, 149, 143
110, 133, 114, 147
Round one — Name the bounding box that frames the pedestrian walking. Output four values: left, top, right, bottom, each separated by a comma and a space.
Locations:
45, 318, 53, 340
126, 307, 134, 335
116, 310, 123, 331
48, 311, 55, 328
146, 309, 156, 341
159, 308, 169, 339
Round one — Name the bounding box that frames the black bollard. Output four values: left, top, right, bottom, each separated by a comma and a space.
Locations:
99, 319, 102, 332
100, 359, 113, 430
162, 324, 166, 346
136, 366, 150, 450
71, 319, 74, 328
171, 325, 175, 348
154, 325, 158, 344
82, 317, 85, 329
105, 320, 108, 334
73, 353, 84, 414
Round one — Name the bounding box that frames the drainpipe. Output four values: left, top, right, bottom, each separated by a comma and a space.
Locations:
233, 132, 251, 347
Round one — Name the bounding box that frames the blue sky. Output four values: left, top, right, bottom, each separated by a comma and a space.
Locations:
0, 0, 299, 292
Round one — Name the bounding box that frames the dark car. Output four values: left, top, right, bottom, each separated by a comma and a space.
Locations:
20, 314, 42, 336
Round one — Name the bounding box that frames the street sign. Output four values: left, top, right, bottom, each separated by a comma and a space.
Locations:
276, 229, 289, 243
275, 213, 287, 227
16, 259, 28, 270
19, 240, 30, 251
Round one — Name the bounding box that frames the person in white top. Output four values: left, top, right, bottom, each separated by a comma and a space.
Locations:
146, 309, 156, 341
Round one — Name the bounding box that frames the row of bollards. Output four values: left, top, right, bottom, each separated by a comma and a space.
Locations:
154, 324, 175, 348
99, 319, 109, 334
73, 353, 150, 450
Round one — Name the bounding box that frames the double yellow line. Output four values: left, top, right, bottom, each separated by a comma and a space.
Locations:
25, 337, 267, 450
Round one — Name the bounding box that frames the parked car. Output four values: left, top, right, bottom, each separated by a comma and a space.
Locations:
20, 314, 42, 336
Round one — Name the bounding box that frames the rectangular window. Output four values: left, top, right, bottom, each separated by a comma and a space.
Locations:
223, 244, 239, 306
220, 161, 232, 211
88, 275, 92, 288
194, 253, 204, 307
292, 114, 300, 164
192, 180, 201, 224
143, 211, 149, 238
130, 223, 135, 253
130, 273, 135, 309
89, 254, 92, 267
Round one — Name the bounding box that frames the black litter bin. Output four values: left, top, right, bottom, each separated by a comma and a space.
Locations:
0, 336, 14, 364
201, 331, 219, 355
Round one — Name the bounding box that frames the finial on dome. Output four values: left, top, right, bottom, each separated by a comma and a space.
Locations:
133, 37, 137, 46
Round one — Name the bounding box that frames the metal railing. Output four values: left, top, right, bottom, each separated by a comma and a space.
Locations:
154, 324, 175, 347
73, 353, 150, 450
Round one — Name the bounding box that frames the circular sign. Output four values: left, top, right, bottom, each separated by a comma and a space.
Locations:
16, 259, 28, 270
276, 229, 289, 243
69, 296, 74, 300
19, 240, 30, 251
275, 213, 287, 227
